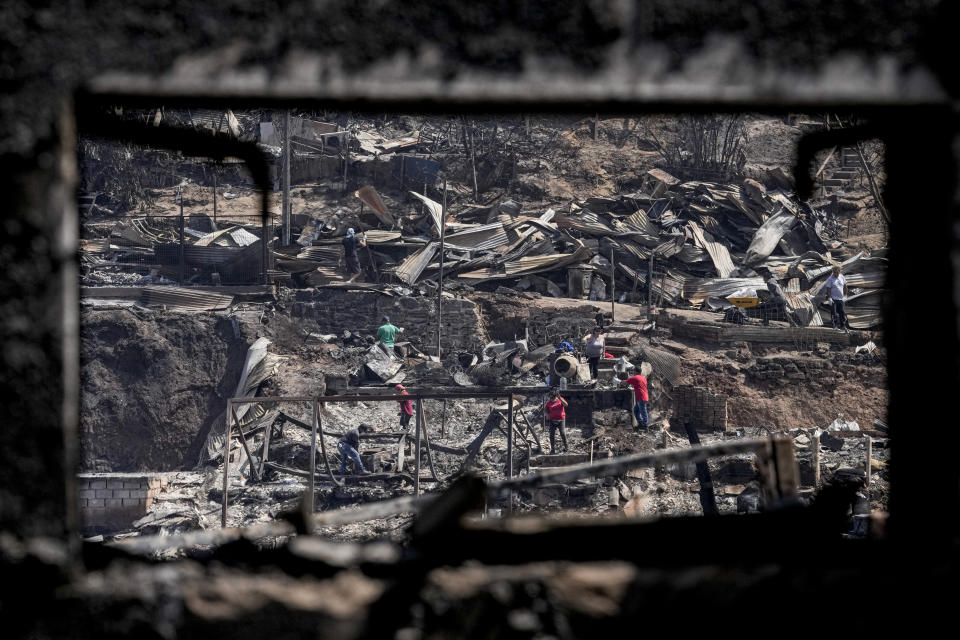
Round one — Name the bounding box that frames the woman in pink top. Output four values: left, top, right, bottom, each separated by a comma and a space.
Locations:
544, 388, 569, 453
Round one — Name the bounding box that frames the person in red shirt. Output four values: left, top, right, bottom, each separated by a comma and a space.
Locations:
544, 388, 569, 453
619, 371, 649, 429
395, 383, 414, 430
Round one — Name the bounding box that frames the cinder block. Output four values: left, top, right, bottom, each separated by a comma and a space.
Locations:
122, 498, 142, 508
89, 480, 106, 490
87, 507, 106, 520
88, 498, 104, 508
105, 498, 123, 509
114, 490, 130, 499
123, 480, 144, 489
106, 478, 126, 489
94, 489, 112, 499
79, 498, 88, 508
79, 489, 96, 499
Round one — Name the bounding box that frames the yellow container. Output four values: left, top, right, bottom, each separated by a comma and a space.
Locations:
727, 296, 760, 309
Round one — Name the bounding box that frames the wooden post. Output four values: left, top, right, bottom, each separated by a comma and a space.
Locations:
282, 110, 291, 246
221, 401, 232, 527
414, 400, 422, 495
178, 189, 185, 285
342, 131, 350, 194
308, 400, 318, 514
589, 440, 594, 464
507, 394, 515, 513
469, 124, 479, 202
212, 168, 218, 228
437, 180, 447, 360
811, 429, 821, 489
647, 250, 654, 319
610, 248, 616, 322
865, 435, 872, 485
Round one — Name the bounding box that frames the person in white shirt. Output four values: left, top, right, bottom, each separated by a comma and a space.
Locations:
819, 266, 849, 331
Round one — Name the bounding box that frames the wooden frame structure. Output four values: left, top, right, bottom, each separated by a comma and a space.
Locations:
221, 390, 541, 527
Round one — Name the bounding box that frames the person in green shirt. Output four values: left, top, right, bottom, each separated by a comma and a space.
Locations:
377, 315, 404, 356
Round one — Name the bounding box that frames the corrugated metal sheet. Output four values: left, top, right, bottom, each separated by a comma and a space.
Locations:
443, 222, 508, 251
555, 212, 616, 236
355, 186, 396, 227
395, 242, 437, 284
687, 220, 735, 277
297, 246, 341, 261
409, 192, 444, 233
744, 210, 797, 265
143, 286, 234, 311
682, 277, 765, 305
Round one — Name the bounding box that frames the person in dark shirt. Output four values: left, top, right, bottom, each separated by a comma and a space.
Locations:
342, 228, 366, 282
338, 423, 372, 474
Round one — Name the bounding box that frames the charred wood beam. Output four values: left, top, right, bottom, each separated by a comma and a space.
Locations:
263, 461, 422, 485
682, 420, 718, 516
491, 438, 771, 492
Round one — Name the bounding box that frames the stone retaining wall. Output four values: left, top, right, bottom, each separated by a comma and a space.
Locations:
672, 385, 728, 432
292, 290, 486, 352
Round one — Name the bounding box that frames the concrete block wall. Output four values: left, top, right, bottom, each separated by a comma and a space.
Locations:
78, 473, 168, 533
672, 385, 728, 432
292, 290, 485, 352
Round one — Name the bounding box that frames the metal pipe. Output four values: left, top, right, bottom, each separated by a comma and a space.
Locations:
437, 179, 446, 359
282, 110, 291, 246
309, 399, 318, 514
221, 401, 232, 527
178, 188, 185, 285
414, 400, 422, 495
507, 394, 514, 513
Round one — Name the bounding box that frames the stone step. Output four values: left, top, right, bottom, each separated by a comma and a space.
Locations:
831, 170, 858, 179
604, 330, 640, 346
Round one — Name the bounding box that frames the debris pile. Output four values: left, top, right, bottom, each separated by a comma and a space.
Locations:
276, 167, 885, 329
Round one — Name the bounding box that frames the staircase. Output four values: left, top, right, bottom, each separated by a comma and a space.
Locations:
822, 146, 864, 191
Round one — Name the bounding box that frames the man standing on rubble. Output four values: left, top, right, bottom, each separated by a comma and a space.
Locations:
582, 326, 606, 380
819, 266, 850, 331
620, 369, 649, 429
342, 228, 366, 283
377, 315, 404, 357
338, 424, 372, 475
395, 383, 414, 430
544, 388, 569, 453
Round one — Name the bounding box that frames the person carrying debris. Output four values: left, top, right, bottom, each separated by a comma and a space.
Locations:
582, 326, 606, 380
338, 424, 373, 475
342, 228, 367, 283
377, 315, 404, 356
544, 389, 569, 453
395, 383, 414, 430
620, 369, 649, 429
819, 266, 850, 331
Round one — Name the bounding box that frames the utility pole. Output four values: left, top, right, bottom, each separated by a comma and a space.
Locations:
282, 110, 291, 246
436, 180, 447, 360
